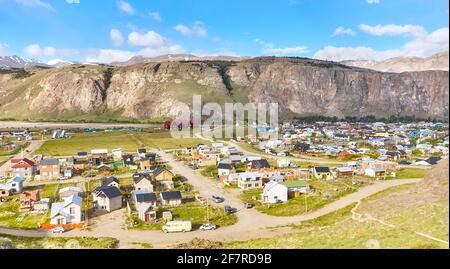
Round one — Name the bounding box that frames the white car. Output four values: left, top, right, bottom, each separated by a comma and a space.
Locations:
200, 224, 216, 231
50, 226, 65, 234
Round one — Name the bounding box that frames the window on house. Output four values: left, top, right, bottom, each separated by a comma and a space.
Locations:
69, 207, 75, 214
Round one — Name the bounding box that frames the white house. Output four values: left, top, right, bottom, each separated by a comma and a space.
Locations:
237, 172, 262, 190
50, 195, 82, 225
112, 148, 123, 161
261, 181, 288, 204
7, 176, 23, 194
364, 168, 386, 178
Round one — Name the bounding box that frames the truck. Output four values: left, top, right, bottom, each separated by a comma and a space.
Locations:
162, 220, 192, 233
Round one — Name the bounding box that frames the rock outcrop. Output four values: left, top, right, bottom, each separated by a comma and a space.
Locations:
0, 56, 448, 121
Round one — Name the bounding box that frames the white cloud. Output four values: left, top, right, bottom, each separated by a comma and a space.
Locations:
85, 45, 185, 64
358, 24, 427, 37
110, 29, 124, 47
15, 0, 54, 10
366, 0, 380, 4
263, 46, 309, 55
117, 0, 135, 15
174, 21, 207, 38
254, 38, 308, 55
314, 27, 449, 61
128, 31, 166, 47
0, 43, 9, 56
148, 11, 162, 22
24, 44, 79, 58
66, 0, 80, 4
332, 27, 356, 37
192, 48, 238, 57
85, 49, 136, 63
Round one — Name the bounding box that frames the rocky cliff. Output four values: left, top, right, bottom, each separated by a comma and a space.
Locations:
0, 57, 448, 122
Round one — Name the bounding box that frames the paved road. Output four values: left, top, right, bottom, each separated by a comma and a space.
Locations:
0, 140, 43, 177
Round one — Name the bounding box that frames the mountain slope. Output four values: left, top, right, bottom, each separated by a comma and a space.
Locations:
341, 51, 449, 73
0, 57, 448, 122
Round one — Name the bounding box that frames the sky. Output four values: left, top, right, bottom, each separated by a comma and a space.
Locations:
0, 0, 448, 64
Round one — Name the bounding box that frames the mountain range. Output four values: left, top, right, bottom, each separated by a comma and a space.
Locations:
341, 51, 449, 73
0, 54, 448, 122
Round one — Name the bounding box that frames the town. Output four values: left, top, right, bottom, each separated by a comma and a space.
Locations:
0, 119, 447, 248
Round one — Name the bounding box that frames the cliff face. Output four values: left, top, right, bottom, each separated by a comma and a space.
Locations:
0, 57, 448, 121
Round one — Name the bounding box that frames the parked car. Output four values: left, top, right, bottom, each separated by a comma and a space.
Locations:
224, 205, 237, 214
200, 223, 217, 231
162, 220, 192, 233
50, 226, 65, 234
58, 176, 68, 180
244, 202, 254, 209
212, 196, 225, 203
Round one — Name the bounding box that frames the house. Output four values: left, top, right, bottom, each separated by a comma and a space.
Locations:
137, 203, 157, 222
365, 168, 386, 178
112, 148, 123, 161
237, 172, 263, 190
153, 166, 174, 190
160, 191, 182, 206
123, 155, 137, 168
336, 167, 354, 178
133, 191, 158, 208
294, 142, 310, 153
73, 159, 88, 171
247, 159, 271, 170
133, 173, 154, 192
76, 152, 89, 160
91, 149, 108, 164
0, 185, 9, 198
101, 176, 120, 188
7, 176, 23, 194
59, 186, 82, 199
92, 186, 122, 212
313, 167, 333, 180
140, 156, 153, 171
19, 190, 40, 212
261, 181, 288, 204
10, 158, 36, 179
223, 173, 239, 186
284, 180, 310, 198
137, 148, 147, 158
217, 163, 236, 178
97, 164, 113, 174
40, 159, 60, 180
64, 167, 73, 178
425, 156, 442, 165
33, 198, 50, 213
50, 195, 82, 225
277, 159, 291, 168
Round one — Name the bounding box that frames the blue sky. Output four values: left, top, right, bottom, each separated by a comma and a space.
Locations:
0, 0, 448, 64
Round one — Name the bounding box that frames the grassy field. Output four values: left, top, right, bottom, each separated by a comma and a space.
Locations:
392, 168, 428, 179
35, 131, 209, 156
35, 131, 140, 156
240, 179, 365, 216
225, 202, 447, 249
226, 172, 449, 249
134, 132, 209, 150
0, 233, 118, 249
